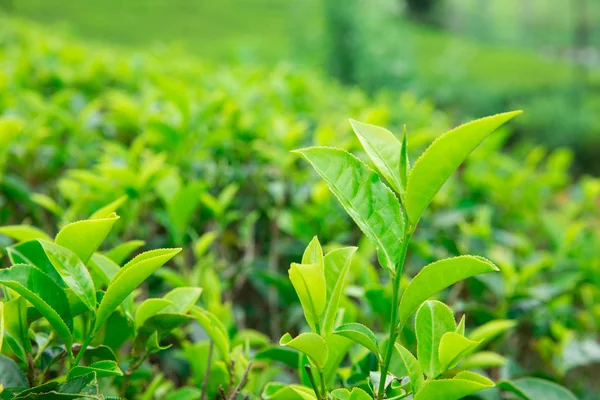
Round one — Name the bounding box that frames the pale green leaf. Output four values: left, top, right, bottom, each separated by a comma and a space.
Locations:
135, 299, 173, 329
394, 343, 425, 395
93, 248, 181, 333
498, 378, 577, 400
294, 147, 404, 271
398, 256, 498, 328
0, 225, 50, 242
415, 300, 456, 378
39, 240, 97, 313
322, 246, 357, 334
289, 262, 326, 332
414, 371, 494, 400
0, 265, 73, 352
162, 287, 202, 314
104, 240, 145, 265
461, 351, 507, 370
332, 323, 380, 360
263, 383, 317, 400
280, 332, 328, 371
406, 111, 522, 224
468, 319, 517, 347
438, 332, 481, 370
90, 196, 127, 219
349, 119, 404, 195
55, 214, 120, 263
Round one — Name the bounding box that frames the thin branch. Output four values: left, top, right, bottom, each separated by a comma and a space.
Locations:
304, 364, 321, 400
200, 341, 214, 400
227, 361, 253, 400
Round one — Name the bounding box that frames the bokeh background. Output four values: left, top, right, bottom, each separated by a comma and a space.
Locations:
3, 0, 600, 173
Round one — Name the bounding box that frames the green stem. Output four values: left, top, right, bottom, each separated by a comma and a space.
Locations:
304, 364, 321, 400
377, 221, 412, 399
74, 333, 93, 366
319, 371, 327, 400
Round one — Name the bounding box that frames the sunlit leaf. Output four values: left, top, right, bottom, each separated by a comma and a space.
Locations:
280, 332, 328, 371
55, 214, 120, 263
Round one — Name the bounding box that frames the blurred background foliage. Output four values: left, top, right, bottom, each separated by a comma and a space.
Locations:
4, 0, 600, 172
0, 0, 599, 398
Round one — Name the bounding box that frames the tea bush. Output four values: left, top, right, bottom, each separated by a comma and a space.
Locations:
0, 20, 598, 399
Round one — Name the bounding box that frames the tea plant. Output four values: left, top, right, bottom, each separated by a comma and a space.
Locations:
266, 112, 579, 399
0, 201, 257, 399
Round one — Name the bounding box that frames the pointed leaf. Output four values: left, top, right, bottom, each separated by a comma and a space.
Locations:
90, 196, 127, 219
280, 332, 328, 371
93, 248, 181, 333
104, 240, 145, 265
468, 319, 517, 347
135, 299, 173, 329
415, 300, 456, 378
7, 240, 64, 285
0, 225, 50, 242
398, 256, 498, 328
414, 371, 494, 400
162, 287, 202, 314
55, 214, 120, 263
350, 119, 404, 195
461, 351, 507, 370
0, 265, 73, 351
39, 241, 96, 313
68, 360, 123, 380
406, 111, 521, 223
289, 262, 326, 332
191, 307, 230, 364
322, 246, 357, 334
438, 332, 481, 370
394, 344, 425, 395
294, 147, 404, 271
263, 383, 317, 400
498, 378, 577, 400
333, 323, 380, 360
301, 236, 324, 268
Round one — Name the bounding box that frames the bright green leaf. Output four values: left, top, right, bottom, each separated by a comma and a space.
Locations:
0, 225, 50, 242
394, 343, 425, 395
191, 307, 230, 364
289, 262, 326, 332
68, 360, 123, 380
90, 196, 127, 220
350, 119, 404, 195
280, 332, 328, 371
162, 287, 202, 314
104, 240, 145, 265
0, 265, 73, 352
461, 351, 507, 370
438, 332, 481, 370
322, 246, 356, 334
135, 299, 173, 329
468, 319, 517, 347
332, 323, 380, 360
55, 214, 120, 263
93, 248, 181, 333
294, 147, 404, 272
414, 371, 494, 400
405, 111, 522, 224
263, 383, 317, 400
398, 256, 498, 328
415, 300, 456, 378
39, 240, 97, 313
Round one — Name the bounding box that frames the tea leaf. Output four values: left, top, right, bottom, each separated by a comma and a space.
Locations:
7, 240, 64, 286
105, 240, 145, 265
55, 214, 120, 263
322, 246, 357, 334
162, 287, 202, 314
191, 307, 230, 364
135, 299, 173, 329
67, 360, 123, 380
263, 383, 317, 400
468, 319, 517, 347
0, 265, 73, 352
93, 248, 181, 333
415, 300, 456, 378
349, 119, 404, 195
39, 241, 97, 313
398, 256, 499, 328
289, 262, 326, 332
461, 351, 507, 370
406, 111, 521, 224
438, 332, 481, 370
498, 378, 577, 400
0, 225, 50, 242
301, 236, 324, 267
294, 147, 404, 271
332, 323, 380, 360
0, 354, 27, 391
89, 196, 127, 219
414, 371, 494, 400
280, 332, 328, 371
394, 343, 425, 395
